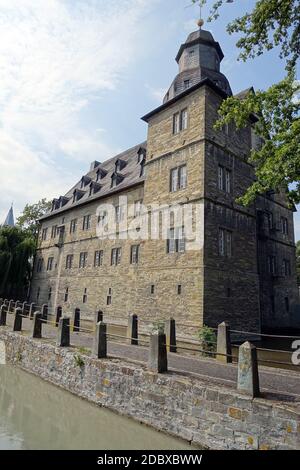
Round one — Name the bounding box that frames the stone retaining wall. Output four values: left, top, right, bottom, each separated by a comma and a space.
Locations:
0, 330, 299, 450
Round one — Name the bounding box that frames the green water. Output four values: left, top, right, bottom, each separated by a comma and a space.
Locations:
0, 366, 191, 450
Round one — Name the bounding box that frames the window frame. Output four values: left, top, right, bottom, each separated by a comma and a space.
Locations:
130, 245, 140, 264
79, 252, 88, 269
82, 215, 91, 231
65, 254, 73, 270
94, 250, 104, 267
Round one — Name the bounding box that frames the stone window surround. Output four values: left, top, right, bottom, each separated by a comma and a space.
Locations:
167, 226, 186, 254
170, 164, 187, 193
172, 108, 188, 134
218, 227, 232, 258
218, 165, 232, 193
111, 247, 122, 266
79, 252, 88, 269
94, 250, 104, 267
82, 214, 91, 231
65, 254, 73, 269
41, 228, 48, 241
70, 218, 77, 234
46, 257, 54, 271
130, 244, 140, 264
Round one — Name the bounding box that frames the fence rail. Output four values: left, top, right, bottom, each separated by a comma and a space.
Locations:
0, 297, 299, 400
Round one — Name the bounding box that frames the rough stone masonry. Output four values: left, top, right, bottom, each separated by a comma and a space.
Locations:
0, 329, 299, 450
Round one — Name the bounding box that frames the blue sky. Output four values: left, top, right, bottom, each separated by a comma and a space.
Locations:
0, 0, 299, 239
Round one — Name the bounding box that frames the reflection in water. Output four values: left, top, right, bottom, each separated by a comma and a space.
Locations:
0, 366, 191, 450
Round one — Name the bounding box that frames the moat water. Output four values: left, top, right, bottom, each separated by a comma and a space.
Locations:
0, 366, 191, 450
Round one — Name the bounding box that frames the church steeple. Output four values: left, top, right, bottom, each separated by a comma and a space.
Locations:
163, 28, 232, 104
2, 204, 14, 227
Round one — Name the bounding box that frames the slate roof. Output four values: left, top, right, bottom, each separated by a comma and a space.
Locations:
41, 142, 147, 221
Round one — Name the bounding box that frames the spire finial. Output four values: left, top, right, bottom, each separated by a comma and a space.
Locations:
196, 0, 205, 29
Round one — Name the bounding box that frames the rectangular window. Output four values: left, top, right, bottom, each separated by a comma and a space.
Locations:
219, 228, 225, 256
47, 257, 54, 271
266, 212, 273, 230
219, 229, 232, 258
51, 225, 57, 238
42, 228, 48, 241
170, 168, 178, 192
48, 287, 52, 301
150, 285, 155, 294
180, 109, 188, 130
170, 165, 187, 192
111, 247, 122, 265
225, 169, 231, 193
98, 211, 107, 226
281, 217, 288, 235
82, 215, 91, 231
83, 288, 87, 304
267, 255, 277, 274
218, 166, 224, 191
64, 287, 69, 302
37, 258, 43, 273
167, 227, 185, 254
107, 288, 112, 305
130, 245, 140, 264
226, 231, 232, 258
173, 112, 180, 134
178, 165, 187, 190
183, 80, 190, 90
218, 166, 231, 193
79, 252, 88, 268
70, 219, 77, 234
177, 284, 182, 295
94, 250, 104, 267
66, 254, 73, 269
115, 206, 124, 223
134, 200, 143, 218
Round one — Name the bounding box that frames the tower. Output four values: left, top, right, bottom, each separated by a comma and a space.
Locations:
2, 205, 14, 227
163, 29, 232, 104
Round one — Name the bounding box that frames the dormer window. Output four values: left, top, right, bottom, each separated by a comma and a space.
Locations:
58, 196, 69, 208
96, 168, 107, 181
140, 159, 145, 177
111, 172, 124, 188
115, 159, 126, 172
89, 182, 101, 196
137, 147, 146, 163
184, 80, 190, 90
51, 199, 59, 212
73, 189, 85, 203
80, 176, 91, 189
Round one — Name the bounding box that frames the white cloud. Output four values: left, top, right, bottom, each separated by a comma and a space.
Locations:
145, 84, 166, 103
0, 0, 153, 222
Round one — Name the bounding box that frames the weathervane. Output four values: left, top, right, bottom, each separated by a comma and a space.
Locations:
186, 1, 205, 30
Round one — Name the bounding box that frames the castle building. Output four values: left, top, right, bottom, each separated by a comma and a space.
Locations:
30, 28, 299, 334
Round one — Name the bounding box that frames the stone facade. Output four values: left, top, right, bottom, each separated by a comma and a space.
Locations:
30, 28, 299, 334
1, 330, 299, 450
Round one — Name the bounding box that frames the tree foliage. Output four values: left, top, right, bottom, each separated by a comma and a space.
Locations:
0, 226, 36, 299
16, 198, 51, 239
192, 0, 300, 206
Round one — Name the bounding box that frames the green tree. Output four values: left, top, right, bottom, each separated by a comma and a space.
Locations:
192, 0, 300, 206
296, 240, 300, 285
16, 198, 51, 239
0, 226, 36, 300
